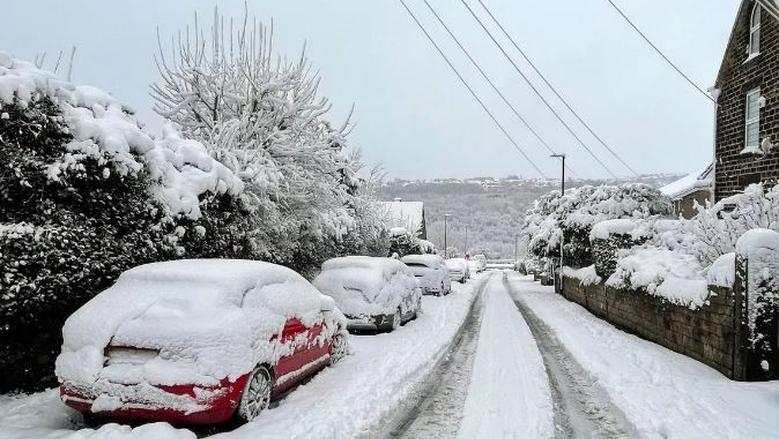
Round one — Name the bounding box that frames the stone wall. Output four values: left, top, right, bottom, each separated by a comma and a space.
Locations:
562, 277, 742, 379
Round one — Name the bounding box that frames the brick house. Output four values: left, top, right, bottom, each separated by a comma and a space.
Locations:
714, 0, 779, 200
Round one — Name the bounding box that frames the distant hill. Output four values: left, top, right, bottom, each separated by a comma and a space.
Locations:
379, 174, 681, 258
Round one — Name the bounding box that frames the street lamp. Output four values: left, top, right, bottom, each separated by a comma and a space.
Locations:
443, 213, 452, 258
550, 153, 566, 290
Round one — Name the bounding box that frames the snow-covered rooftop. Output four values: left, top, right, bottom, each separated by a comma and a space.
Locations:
379, 200, 425, 235
660, 163, 713, 201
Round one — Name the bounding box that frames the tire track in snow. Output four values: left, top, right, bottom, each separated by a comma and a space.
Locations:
505, 276, 639, 439
376, 274, 491, 439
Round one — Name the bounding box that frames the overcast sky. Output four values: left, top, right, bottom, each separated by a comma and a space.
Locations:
2, 1, 739, 180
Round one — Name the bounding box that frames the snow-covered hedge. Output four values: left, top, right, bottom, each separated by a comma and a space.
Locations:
388, 227, 436, 257
576, 184, 779, 309
0, 53, 249, 392
521, 183, 672, 267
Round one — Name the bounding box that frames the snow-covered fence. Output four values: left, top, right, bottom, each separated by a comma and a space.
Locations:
734, 229, 779, 380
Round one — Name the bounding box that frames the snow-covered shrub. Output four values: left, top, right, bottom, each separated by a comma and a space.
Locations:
606, 246, 709, 308
521, 184, 672, 267
0, 54, 246, 391
152, 9, 387, 275
672, 184, 779, 267
388, 227, 434, 257
590, 219, 653, 278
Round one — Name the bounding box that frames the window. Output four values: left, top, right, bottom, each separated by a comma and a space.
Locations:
745, 89, 761, 150
749, 4, 761, 57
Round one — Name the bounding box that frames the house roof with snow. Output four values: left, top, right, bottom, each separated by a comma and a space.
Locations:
660, 163, 714, 201
378, 200, 426, 238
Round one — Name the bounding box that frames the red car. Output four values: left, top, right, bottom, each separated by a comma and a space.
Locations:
56, 259, 348, 424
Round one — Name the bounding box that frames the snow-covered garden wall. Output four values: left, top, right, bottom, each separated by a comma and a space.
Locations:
523, 181, 779, 380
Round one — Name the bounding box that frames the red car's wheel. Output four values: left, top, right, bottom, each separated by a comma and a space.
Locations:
330, 333, 347, 364
238, 364, 273, 422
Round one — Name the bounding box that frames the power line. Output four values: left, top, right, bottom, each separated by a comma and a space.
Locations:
603, 0, 717, 105
457, 0, 618, 178
420, 0, 579, 179
398, 0, 549, 179
476, 0, 639, 178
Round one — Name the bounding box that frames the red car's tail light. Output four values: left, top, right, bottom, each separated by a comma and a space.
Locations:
104, 346, 160, 366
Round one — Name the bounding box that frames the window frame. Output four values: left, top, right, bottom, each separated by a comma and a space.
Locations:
745, 88, 761, 150
748, 3, 762, 58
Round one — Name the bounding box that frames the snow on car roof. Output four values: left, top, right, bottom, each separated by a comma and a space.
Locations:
121, 259, 306, 292
321, 256, 408, 275
445, 258, 468, 269
401, 254, 444, 268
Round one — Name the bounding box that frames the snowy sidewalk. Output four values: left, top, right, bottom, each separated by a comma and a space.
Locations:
0, 276, 487, 439
508, 273, 779, 439
457, 274, 554, 439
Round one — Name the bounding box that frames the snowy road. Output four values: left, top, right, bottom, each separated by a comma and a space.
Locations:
5, 272, 779, 439
508, 273, 779, 439
383, 273, 554, 439
506, 276, 636, 439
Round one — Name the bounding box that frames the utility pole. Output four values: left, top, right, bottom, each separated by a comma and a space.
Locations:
465, 226, 469, 256
443, 214, 452, 258
550, 153, 566, 290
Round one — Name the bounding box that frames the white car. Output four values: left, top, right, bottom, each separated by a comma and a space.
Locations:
445, 258, 470, 283
56, 259, 348, 425
467, 260, 482, 276
473, 254, 487, 272
313, 256, 422, 332
401, 254, 452, 296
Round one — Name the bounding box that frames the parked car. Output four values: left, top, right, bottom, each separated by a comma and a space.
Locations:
56, 259, 348, 425
445, 258, 470, 283
472, 254, 487, 272
467, 259, 482, 276
401, 254, 452, 296
314, 256, 422, 332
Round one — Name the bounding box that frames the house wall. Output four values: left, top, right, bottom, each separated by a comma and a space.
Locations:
561, 276, 740, 379
715, 0, 779, 200
676, 189, 712, 218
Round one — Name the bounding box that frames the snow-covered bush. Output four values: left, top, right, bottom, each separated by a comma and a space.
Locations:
388, 227, 435, 257
521, 184, 672, 267
0, 54, 245, 391
152, 8, 386, 275
590, 219, 653, 278
581, 184, 779, 309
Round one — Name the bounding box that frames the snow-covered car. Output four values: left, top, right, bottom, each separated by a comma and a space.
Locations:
467, 260, 482, 276
445, 258, 470, 283
313, 256, 422, 332
473, 254, 487, 272
401, 254, 452, 296
56, 259, 348, 425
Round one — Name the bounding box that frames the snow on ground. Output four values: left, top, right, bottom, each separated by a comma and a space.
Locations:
457, 275, 554, 439
508, 273, 779, 439
0, 275, 486, 439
